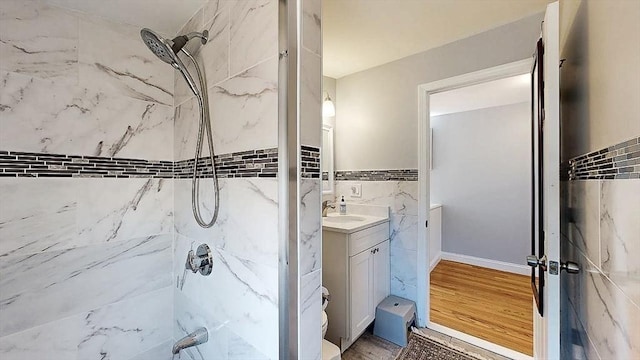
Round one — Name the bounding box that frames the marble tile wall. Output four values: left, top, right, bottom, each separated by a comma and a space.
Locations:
299, 1, 322, 359
561, 178, 640, 359
2, 0, 319, 359
335, 181, 420, 302
0, 1, 175, 359
171, 1, 281, 359
173, 178, 280, 359
0, 287, 173, 360
0, 2, 174, 159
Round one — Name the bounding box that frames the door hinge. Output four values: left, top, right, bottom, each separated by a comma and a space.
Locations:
425, 220, 428, 228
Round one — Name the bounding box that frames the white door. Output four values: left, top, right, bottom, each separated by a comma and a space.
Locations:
350, 249, 374, 338
373, 240, 390, 307
529, 2, 561, 359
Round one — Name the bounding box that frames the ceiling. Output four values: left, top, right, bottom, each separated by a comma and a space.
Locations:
323, 0, 551, 78
430, 74, 530, 116
46, 0, 206, 36
44, 0, 550, 77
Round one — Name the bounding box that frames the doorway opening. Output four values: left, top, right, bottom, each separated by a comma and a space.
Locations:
417, 60, 534, 360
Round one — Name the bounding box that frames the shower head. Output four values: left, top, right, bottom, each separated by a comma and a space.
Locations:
140, 28, 210, 66
140, 28, 180, 66
141, 28, 210, 98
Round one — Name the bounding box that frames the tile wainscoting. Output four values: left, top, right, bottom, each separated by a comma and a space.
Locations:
334, 178, 419, 302
561, 136, 640, 360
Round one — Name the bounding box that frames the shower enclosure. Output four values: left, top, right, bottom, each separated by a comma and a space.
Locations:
0, 0, 322, 359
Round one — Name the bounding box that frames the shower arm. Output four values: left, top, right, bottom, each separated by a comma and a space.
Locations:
180, 48, 220, 228
184, 31, 209, 44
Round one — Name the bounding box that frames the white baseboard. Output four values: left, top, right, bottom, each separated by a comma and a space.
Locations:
440, 252, 530, 276
429, 252, 442, 272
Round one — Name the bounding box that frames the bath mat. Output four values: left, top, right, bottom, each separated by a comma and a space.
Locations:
395, 332, 479, 360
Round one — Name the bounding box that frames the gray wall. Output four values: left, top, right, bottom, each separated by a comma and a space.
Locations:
560, 0, 640, 160
334, 12, 543, 171
559, 0, 640, 359
431, 103, 531, 264
324, 14, 544, 302
323, 75, 337, 129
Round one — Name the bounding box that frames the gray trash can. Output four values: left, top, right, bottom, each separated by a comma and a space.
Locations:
373, 295, 416, 347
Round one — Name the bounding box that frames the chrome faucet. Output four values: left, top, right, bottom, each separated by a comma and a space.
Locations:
322, 200, 335, 217
172, 327, 208, 355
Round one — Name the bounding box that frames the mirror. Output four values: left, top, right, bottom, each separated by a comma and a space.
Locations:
322, 124, 334, 194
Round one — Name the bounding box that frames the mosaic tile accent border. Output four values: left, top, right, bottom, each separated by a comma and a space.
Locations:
0, 151, 174, 178
0, 148, 279, 179
568, 136, 640, 180
335, 169, 418, 181
175, 148, 278, 179
300, 145, 320, 179
301, 145, 320, 179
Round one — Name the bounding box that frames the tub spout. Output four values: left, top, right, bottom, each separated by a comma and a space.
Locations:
172, 327, 208, 355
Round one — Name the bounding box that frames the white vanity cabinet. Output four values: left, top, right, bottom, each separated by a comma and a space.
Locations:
323, 220, 390, 352
350, 239, 389, 339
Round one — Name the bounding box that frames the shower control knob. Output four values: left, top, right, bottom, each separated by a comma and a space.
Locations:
187, 244, 213, 276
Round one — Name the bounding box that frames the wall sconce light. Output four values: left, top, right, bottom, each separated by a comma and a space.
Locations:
323, 92, 335, 117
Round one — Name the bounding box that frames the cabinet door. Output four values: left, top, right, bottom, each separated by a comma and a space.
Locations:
349, 248, 374, 339
373, 240, 390, 308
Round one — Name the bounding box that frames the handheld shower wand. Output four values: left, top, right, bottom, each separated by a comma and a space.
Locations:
140, 28, 219, 228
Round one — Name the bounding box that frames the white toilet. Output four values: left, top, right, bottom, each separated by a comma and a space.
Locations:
322, 287, 341, 360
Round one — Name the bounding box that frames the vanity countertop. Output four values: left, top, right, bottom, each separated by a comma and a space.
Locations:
322, 212, 389, 234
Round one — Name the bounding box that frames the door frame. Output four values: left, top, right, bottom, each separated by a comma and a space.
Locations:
536, 3, 561, 358
416, 59, 533, 359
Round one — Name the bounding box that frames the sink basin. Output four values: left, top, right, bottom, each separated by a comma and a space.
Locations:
323, 215, 367, 223
322, 213, 388, 233
322, 204, 390, 234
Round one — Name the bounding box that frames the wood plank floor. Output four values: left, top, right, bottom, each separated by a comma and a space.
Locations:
341, 330, 402, 360
430, 260, 533, 356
